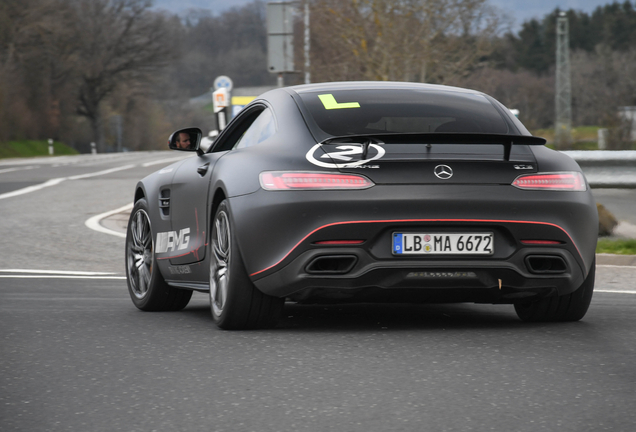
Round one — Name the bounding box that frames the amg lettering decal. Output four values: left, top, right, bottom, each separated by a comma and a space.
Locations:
156, 228, 190, 254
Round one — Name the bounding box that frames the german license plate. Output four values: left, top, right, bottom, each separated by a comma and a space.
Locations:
393, 233, 494, 255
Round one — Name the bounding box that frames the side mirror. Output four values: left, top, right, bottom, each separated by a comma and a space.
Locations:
168, 128, 202, 152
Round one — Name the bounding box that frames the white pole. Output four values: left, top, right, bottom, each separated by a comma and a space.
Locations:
48, 139, 54, 155
304, 1, 310, 84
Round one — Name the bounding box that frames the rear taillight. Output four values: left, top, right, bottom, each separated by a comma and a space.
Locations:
260, 171, 374, 190
512, 172, 586, 191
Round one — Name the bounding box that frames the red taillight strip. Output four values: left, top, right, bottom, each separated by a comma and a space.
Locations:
260, 171, 374, 190
313, 240, 365, 245
250, 218, 581, 277
521, 240, 563, 245
512, 172, 586, 191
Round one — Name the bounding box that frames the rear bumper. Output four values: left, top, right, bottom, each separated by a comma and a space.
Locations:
253, 245, 583, 303
229, 184, 597, 301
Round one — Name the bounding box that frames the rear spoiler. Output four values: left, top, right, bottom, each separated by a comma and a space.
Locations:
322, 133, 547, 162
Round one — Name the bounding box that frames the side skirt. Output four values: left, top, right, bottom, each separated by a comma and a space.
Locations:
166, 281, 209, 292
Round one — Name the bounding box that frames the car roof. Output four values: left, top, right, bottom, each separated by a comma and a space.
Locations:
283, 81, 483, 96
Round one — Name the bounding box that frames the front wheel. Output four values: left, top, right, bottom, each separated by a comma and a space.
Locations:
514, 259, 595, 322
125, 199, 192, 311
209, 200, 283, 329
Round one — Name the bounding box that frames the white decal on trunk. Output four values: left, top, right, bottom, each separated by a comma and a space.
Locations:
306, 143, 385, 168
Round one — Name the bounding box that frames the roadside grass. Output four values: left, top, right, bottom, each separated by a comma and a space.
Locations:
596, 238, 636, 255
0, 140, 78, 159
532, 126, 601, 150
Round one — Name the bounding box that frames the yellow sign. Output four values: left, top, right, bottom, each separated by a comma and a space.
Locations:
232, 96, 256, 105
318, 94, 361, 110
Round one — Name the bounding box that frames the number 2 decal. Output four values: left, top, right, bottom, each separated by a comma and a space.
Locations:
306, 143, 385, 168
321, 145, 362, 161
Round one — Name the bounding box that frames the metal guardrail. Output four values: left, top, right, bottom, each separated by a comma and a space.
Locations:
562, 150, 636, 188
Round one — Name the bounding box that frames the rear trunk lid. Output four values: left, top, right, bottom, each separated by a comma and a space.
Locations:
314, 133, 542, 185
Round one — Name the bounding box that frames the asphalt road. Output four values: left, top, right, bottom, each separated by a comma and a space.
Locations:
1, 152, 636, 431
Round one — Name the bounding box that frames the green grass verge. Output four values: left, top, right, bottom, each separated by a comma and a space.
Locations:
531, 126, 602, 150
596, 238, 636, 255
0, 140, 79, 158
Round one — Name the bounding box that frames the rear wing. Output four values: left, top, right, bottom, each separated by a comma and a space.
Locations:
322, 133, 547, 162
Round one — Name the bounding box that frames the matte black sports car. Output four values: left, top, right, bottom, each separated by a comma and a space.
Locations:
125, 81, 597, 329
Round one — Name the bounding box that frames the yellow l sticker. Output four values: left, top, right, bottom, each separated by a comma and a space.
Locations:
318, 94, 361, 110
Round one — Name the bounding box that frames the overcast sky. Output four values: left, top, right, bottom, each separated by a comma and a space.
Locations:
154, 0, 620, 28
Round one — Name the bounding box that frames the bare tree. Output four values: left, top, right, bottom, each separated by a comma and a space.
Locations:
0, 0, 78, 140
70, 0, 177, 151
570, 45, 636, 149
309, 0, 503, 84
452, 67, 554, 130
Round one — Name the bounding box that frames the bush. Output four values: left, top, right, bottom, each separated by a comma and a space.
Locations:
597, 203, 618, 236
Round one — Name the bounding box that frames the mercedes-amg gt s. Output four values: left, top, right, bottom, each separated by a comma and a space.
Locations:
125, 82, 597, 329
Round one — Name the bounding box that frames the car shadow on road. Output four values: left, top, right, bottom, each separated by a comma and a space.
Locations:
277, 302, 525, 332
178, 296, 561, 332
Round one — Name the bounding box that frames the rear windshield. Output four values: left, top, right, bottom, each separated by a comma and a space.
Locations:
297, 89, 510, 137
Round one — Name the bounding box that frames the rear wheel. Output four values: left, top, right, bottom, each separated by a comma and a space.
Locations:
209, 200, 283, 329
514, 259, 595, 322
125, 199, 192, 311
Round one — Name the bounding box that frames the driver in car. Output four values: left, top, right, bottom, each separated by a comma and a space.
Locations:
175, 132, 192, 149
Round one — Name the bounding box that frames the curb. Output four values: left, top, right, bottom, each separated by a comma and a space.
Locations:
596, 253, 636, 266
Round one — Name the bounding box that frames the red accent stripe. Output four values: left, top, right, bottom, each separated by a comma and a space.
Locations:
314, 240, 365, 245
250, 218, 582, 277
521, 240, 563, 245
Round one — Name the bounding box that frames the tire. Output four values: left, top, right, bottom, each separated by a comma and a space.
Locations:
209, 200, 283, 330
125, 199, 192, 311
514, 259, 595, 322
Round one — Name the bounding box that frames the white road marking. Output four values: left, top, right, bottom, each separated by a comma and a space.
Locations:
0, 177, 66, 200
84, 203, 133, 238
0, 275, 126, 280
0, 269, 125, 280
0, 153, 181, 201
0, 165, 37, 174
598, 264, 636, 270
0, 269, 118, 275
142, 156, 189, 167
0, 164, 136, 200
67, 164, 135, 180
595, 290, 636, 294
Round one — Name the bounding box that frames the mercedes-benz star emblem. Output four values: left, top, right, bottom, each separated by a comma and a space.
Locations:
434, 165, 453, 179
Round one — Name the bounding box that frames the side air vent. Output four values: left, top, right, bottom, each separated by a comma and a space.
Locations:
305, 255, 357, 275
525, 255, 567, 274
159, 189, 171, 216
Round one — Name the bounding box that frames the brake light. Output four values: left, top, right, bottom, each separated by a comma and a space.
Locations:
512, 172, 586, 191
521, 240, 563, 245
260, 171, 374, 190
